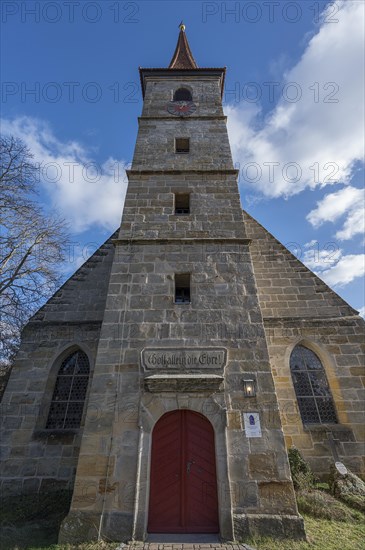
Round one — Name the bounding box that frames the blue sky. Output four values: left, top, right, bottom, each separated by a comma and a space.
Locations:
1, 0, 364, 314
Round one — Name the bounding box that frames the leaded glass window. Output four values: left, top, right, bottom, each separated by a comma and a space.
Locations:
290, 345, 337, 424
46, 350, 90, 430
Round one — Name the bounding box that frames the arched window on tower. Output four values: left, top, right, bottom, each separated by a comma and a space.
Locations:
290, 344, 337, 425
173, 88, 192, 101
46, 350, 90, 430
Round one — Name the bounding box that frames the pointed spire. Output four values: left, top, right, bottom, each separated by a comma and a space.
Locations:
168, 22, 198, 69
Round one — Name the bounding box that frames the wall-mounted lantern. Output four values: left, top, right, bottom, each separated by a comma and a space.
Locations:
243, 379, 256, 397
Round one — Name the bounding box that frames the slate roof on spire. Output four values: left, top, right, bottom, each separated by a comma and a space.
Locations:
139, 24, 226, 98
168, 23, 198, 69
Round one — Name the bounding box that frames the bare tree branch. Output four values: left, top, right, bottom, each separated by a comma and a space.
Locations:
0, 135, 70, 372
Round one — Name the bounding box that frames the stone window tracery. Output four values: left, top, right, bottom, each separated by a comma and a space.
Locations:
46, 350, 90, 430
290, 344, 337, 424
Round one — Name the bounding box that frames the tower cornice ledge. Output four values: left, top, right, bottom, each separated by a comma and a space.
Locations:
113, 237, 251, 245
138, 116, 228, 121
26, 320, 103, 327
263, 314, 361, 324
139, 68, 226, 97
126, 169, 239, 176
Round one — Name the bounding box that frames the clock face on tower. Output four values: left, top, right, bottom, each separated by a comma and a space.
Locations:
167, 101, 197, 116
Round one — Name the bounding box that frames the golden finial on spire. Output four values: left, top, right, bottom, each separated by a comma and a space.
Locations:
169, 21, 198, 69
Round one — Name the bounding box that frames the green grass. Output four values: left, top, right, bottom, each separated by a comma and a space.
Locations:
246, 488, 365, 550
1, 490, 364, 550
0, 491, 72, 549
21, 514, 365, 550
27, 544, 119, 550
296, 488, 363, 522
246, 514, 365, 550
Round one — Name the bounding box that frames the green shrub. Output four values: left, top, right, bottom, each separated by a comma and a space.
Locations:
315, 482, 330, 492
288, 446, 314, 491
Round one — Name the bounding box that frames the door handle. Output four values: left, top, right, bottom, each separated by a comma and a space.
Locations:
186, 460, 195, 474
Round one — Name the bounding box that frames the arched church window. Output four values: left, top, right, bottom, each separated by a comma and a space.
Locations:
173, 88, 192, 101
46, 350, 90, 430
290, 344, 337, 424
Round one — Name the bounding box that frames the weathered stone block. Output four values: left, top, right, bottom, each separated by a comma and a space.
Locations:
248, 453, 279, 480
258, 481, 298, 515
77, 455, 114, 477
233, 513, 306, 540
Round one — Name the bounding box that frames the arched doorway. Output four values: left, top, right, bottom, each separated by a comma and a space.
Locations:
148, 410, 219, 533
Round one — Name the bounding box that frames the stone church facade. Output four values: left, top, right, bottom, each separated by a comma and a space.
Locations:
1, 27, 364, 543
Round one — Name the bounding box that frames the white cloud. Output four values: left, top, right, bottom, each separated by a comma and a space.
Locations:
336, 205, 365, 241
1, 116, 128, 232
304, 240, 318, 248
307, 187, 364, 226
358, 306, 365, 319
307, 186, 365, 240
302, 246, 365, 287
302, 245, 342, 271
319, 254, 365, 287
226, 0, 365, 198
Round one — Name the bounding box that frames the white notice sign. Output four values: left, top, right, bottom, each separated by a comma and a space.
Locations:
243, 412, 262, 438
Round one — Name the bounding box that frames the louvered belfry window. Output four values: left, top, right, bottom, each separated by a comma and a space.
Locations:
173, 88, 192, 101
290, 345, 337, 424
46, 350, 90, 430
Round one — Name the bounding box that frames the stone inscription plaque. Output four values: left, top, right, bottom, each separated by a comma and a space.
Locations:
141, 348, 227, 372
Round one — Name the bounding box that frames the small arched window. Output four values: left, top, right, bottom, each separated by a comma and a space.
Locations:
173, 88, 192, 101
290, 344, 337, 424
46, 350, 90, 430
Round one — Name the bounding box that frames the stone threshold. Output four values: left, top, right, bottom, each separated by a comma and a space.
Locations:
148, 534, 220, 542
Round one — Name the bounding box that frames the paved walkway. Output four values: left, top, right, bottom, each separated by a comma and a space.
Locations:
118, 543, 256, 550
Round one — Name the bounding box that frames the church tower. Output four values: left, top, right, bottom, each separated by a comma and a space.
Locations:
60, 26, 305, 542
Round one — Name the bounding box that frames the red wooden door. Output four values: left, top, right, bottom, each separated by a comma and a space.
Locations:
148, 410, 219, 533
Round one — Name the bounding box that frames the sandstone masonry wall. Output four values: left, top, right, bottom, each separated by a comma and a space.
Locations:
0, 236, 116, 496
244, 212, 365, 478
